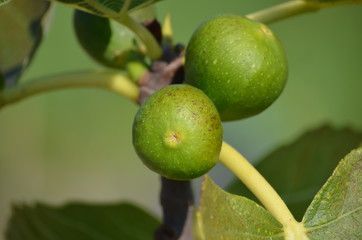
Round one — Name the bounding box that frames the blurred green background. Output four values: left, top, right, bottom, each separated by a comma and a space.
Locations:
0, 0, 361, 236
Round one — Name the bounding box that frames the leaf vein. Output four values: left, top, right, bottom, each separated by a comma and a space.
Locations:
305, 206, 362, 232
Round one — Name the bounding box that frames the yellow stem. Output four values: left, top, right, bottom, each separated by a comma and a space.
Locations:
117, 14, 163, 60
119, 0, 133, 18
0, 70, 139, 108
219, 141, 309, 239
246, 0, 320, 24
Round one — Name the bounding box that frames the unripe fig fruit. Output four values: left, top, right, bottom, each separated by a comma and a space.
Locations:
132, 84, 223, 181
185, 15, 288, 121
73, 10, 145, 69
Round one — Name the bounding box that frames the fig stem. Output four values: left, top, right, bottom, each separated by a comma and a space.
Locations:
246, 0, 320, 24
126, 61, 149, 83
219, 141, 309, 240
116, 14, 163, 60
119, 0, 133, 17
0, 70, 139, 108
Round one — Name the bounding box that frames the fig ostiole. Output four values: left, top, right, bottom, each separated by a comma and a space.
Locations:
185, 15, 288, 121
132, 84, 223, 181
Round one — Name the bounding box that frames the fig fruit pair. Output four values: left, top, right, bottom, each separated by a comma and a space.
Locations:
133, 15, 288, 180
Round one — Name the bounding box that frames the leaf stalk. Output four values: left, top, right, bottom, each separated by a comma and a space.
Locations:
0, 70, 139, 108
219, 141, 309, 240
117, 14, 163, 60
246, 0, 320, 24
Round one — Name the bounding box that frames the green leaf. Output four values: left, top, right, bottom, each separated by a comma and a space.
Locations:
195, 176, 284, 240
0, 0, 12, 7
0, 0, 53, 87
306, 0, 362, 6
73, 5, 154, 70
49, 0, 161, 18
5, 201, 160, 240
227, 125, 362, 221
303, 147, 362, 239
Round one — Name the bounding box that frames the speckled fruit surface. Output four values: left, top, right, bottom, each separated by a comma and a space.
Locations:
132, 84, 223, 181
185, 15, 288, 121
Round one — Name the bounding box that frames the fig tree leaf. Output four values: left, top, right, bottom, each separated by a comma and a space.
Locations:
227, 125, 362, 221
303, 147, 362, 239
0, 0, 53, 87
195, 176, 284, 240
49, 0, 161, 18
73, 5, 154, 69
0, 0, 12, 7
5, 201, 160, 240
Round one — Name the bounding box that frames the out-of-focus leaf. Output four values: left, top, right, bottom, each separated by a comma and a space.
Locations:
303, 147, 362, 239
306, 0, 362, 6
195, 176, 284, 240
49, 0, 161, 18
0, 0, 12, 7
129, 4, 156, 23
227, 125, 362, 221
6, 201, 160, 240
73, 5, 155, 69
0, 0, 53, 87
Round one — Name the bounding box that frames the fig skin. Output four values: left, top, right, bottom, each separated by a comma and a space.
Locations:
132, 84, 223, 181
185, 15, 288, 121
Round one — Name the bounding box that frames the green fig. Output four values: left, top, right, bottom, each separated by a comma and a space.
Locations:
185, 15, 288, 121
73, 10, 146, 70
132, 84, 223, 181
